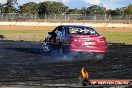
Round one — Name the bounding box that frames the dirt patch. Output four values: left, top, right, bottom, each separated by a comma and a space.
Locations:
0, 25, 56, 31
0, 25, 132, 32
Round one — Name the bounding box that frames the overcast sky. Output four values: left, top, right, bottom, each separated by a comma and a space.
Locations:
0, 0, 131, 9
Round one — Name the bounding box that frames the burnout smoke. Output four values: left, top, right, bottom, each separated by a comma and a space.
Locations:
42, 51, 104, 64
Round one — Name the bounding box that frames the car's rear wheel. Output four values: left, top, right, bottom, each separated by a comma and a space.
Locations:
95, 53, 105, 60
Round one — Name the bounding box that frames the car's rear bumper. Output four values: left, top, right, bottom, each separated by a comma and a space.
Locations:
70, 48, 107, 54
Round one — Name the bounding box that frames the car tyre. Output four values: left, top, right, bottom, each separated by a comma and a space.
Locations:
42, 42, 51, 53
95, 53, 105, 60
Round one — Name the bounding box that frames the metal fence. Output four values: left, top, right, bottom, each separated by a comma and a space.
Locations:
0, 13, 131, 23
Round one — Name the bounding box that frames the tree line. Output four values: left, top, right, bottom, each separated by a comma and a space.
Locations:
0, 0, 131, 16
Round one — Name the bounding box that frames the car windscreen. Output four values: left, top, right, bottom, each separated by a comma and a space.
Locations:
68, 26, 99, 36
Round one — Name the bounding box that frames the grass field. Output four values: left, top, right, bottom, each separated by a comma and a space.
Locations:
99, 32, 132, 45
0, 30, 49, 42
0, 26, 132, 45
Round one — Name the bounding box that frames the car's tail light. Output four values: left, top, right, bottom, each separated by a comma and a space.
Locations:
70, 36, 78, 42
73, 38, 78, 41
97, 37, 106, 42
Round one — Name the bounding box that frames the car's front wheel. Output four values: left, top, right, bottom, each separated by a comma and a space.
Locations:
42, 42, 51, 52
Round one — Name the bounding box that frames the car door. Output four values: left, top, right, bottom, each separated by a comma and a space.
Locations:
56, 27, 64, 41
51, 26, 65, 49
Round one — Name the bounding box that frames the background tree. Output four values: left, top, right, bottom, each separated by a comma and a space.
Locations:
19, 2, 38, 14
124, 5, 132, 15
86, 5, 106, 15
80, 7, 87, 14
0, 3, 4, 13
0, 0, 131, 20
66, 8, 81, 14
38, 1, 68, 15
4, 0, 17, 13
107, 8, 123, 17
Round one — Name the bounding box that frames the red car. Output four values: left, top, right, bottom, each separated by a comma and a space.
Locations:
42, 25, 108, 60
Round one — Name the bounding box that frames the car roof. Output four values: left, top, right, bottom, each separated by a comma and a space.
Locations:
60, 25, 92, 29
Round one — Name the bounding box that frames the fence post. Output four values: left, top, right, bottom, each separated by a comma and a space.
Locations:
65, 14, 66, 21
84, 13, 86, 21
105, 14, 106, 20
54, 14, 56, 22
94, 14, 96, 23
44, 13, 46, 22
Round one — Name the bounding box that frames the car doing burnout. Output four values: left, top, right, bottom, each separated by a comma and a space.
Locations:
42, 25, 108, 60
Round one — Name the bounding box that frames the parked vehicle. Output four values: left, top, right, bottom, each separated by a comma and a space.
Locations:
42, 25, 108, 60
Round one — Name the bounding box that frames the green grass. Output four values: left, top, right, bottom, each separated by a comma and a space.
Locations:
0, 30, 51, 42
0, 30, 132, 45
99, 32, 132, 45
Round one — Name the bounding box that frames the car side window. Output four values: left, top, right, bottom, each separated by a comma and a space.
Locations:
69, 27, 77, 34
84, 28, 90, 35
61, 27, 65, 35
57, 27, 65, 36
87, 28, 97, 35
57, 31, 62, 36
56, 26, 65, 40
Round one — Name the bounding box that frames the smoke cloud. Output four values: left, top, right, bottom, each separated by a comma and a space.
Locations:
0, 0, 7, 4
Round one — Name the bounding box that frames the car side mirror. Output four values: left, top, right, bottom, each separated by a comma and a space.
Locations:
48, 32, 51, 35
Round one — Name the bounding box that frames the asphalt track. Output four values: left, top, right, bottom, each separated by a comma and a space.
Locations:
0, 40, 132, 87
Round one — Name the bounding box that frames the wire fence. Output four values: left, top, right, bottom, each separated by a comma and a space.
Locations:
0, 13, 132, 23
